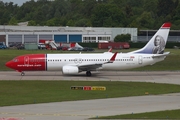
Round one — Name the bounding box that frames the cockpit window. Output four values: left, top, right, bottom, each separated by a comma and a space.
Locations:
12, 58, 18, 62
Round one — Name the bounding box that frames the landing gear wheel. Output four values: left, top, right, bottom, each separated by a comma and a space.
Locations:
21, 72, 25, 76
86, 71, 91, 76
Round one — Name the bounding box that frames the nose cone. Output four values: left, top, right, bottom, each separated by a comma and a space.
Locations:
5, 61, 13, 69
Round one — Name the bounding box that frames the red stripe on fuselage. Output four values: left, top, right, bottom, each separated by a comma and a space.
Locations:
12, 54, 46, 71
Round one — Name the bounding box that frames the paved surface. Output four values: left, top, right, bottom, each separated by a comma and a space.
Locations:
0, 71, 180, 85
0, 71, 180, 120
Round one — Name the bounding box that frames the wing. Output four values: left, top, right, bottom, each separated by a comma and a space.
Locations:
78, 63, 103, 71
78, 52, 118, 71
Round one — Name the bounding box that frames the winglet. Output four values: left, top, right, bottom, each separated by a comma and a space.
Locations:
106, 52, 118, 63
108, 48, 112, 52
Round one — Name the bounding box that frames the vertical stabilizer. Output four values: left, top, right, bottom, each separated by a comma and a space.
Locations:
129, 22, 171, 54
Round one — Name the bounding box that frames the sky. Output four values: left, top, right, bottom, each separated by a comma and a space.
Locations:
2, 0, 37, 6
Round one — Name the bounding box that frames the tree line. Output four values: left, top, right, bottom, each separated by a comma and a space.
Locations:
0, 0, 180, 30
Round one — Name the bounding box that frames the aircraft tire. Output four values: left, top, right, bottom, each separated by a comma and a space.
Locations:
21, 72, 25, 76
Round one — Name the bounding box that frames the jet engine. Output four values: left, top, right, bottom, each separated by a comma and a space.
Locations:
62, 65, 79, 74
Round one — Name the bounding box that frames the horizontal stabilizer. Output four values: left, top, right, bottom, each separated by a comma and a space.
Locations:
152, 52, 170, 58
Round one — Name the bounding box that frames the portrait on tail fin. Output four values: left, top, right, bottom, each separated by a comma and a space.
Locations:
128, 22, 171, 54
152, 35, 165, 54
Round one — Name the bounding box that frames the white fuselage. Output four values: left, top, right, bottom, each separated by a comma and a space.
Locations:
46, 53, 165, 71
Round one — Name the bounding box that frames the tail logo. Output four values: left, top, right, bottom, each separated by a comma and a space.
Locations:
129, 22, 171, 54
152, 35, 165, 54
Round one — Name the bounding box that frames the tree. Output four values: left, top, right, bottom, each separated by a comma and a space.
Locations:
1, 0, 180, 29
130, 11, 154, 29
124, 5, 133, 18
66, 19, 75, 26
173, 1, 180, 20
114, 34, 131, 42
80, 0, 97, 18
91, 4, 124, 27
75, 19, 91, 27
8, 17, 18, 25
46, 19, 56, 26
54, 9, 61, 18
157, 0, 177, 18
28, 20, 36, 26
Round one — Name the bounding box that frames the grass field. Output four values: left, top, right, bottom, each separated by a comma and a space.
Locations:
0, 81, 180, 107
1, 48, 180, 71
95, 109, 180, 119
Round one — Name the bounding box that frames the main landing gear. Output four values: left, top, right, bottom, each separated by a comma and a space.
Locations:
86, 71, 92, 76
21, 72, 25, 76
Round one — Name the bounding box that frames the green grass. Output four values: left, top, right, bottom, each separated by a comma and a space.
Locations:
96, 109, 180, 119
0, 81, 180, 106
1, 48, 180, 71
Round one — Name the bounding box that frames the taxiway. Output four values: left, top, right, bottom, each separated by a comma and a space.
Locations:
0, 71, 180, 120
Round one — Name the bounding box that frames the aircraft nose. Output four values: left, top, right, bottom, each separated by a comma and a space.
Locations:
5, 61, 12, 68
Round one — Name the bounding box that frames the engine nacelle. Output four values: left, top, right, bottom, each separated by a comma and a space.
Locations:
62, 65, 79, 74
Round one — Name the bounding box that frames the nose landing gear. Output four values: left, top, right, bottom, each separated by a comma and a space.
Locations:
16, 70, 25, 76
21, 72, 25, 76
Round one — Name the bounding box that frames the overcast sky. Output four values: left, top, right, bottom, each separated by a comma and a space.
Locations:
2, 0, 37, 6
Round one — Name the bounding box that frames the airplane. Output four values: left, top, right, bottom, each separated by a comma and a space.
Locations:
5, 22, 171, 76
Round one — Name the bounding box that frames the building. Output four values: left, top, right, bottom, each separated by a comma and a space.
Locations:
137, 30, 180, 42
0, 25, 137, 47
